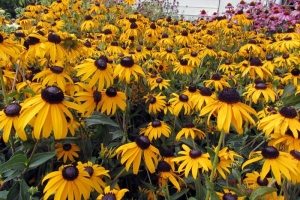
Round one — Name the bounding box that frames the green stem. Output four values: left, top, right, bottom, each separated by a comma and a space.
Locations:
164, 180, 171, 200
112, 167, 126, 182
0, 68, 9, 105
123, 82, 129, 136
205, 129, 225, 200
195, 172, 203, 200
20, 139, 40, 177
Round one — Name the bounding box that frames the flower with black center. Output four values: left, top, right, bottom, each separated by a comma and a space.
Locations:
269, 129, 300, 151
242, 146, 299, 185
55, 143, 80, 163
289, 150, 300, 184
80, 15, 95, 31
44, 32, 68, 63
140, 119, 171, 141
144, 93, 166, 114
216, 189, 245, 200
175, 122, 205, 141
274, 53, 299, 69
182, 52, 201, 67
116, 135, 160, 174
19, 85, 84, 139
162, 149, 176, 171
96, 186, 128, 200
159, 48, 178, 62
216, 147, 241, 179
175, 30, 192, 46
42, 165, 92, 200
200, 88, 257, 134
77, 161, 110, 194
0, 103, 26, 142
182, 85, 199, 98
243, 82, 277, 104
0, 32, 21, 61
203, 73, 230, 91
97, 87, 126, 115
113, 56, 145, 83
169, 93, 193, 116
190, 87, 216, 111
258, 106, 300, 138
75, 56, 113, 91
243, 171, 271, 190
173, 59, 195, 75
149, 76, 170, 90
172, 144, 212, 179
241, 57, 272, 80
282, 68, 300, 86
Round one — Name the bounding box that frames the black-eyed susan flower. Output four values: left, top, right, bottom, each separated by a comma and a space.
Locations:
216, 189, 245, 200
257, 106, 278, 119
203, 73, 230, 91
77, 161, 110, 194
241, 57, 272, 80
243, 171, 271, 189
44, 32, 68, 63
216, 147, 241, 179
42, 165, 92, 200
175, 30, 192, 46
162, 149, 176, 171
75, 56, 113, 91
113, 56, 145, 83
80, 15, 95, 31
96, 186, 128, 200
144, 93, 166, 114
269, 129, 300, 151
175, 122, 205, 141
173, 59, 195, 75
182, 85, 199, 98
191, 87, 215, 111
274, 53, 299, 69
150, 77, 170, 90
172, 144, 212, 179
282, 68, 300, 86
140, 120, 171, 141
19, 86, 84, 139
116, 135, 159, 174
243, 82, 277, 104
169, 93, 193, 116
55, 143, 80, 163
182, 52, 201, 67
242, 146, 299, 185
98, 87, 126, 115
200, 88, 257, 134
160, 48, 177, 62
0, 32, 21, 61
258, 106, 300, 138
0, 103, 26, 142
157, 33, 174, 48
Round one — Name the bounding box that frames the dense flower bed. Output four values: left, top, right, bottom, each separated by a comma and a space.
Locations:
0, 0, 300, 199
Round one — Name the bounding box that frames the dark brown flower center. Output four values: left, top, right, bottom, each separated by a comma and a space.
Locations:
212, 73, 222, 80
0, 34, 3, 43
279, 106, 297, 118
120, 57, 134, 68
290, 150, 300, 160
156, 78, 163, 83
162, 33, 168, 38
189, 149, 202, 158
62, 166, 79, 180
179, 94, 189, 102
256, 176, 268, 186
162, 149, 174, 157
158, 161, 171, 172
255, 83, 267, 90
135, 135, 150, 149
84, 166, 94, 176
150, 23, 156, 29
181, 30, 188, 36
180, 59, 188, 65
152, 120, 161, 127
262, 146, 279, 159
266, 54, 273, 61
188, 85, 197, 92
94, 58, 107, 70
93, 91, 102, 103
149, 96, 156, 104
200, 87, 212, 96
191, 52, 197, 57
63, 143, 72, 151
250, 57, 263, 66
48, 33, 61, 44
291, 68, 300, 76
184, 122, 195, 128
104, 29, 112, 35
4, 103, 22, 117
102, 194, 116, 200
50, 66, 63, 74
41, 86, 64, 104
282, 54, 289, 59
218, 88, 240, 104
85, 15, 92, 20
223, 193, 238, 200
130, 22, 138, 29
84, 40, 92, 47
72, 77, 80, 83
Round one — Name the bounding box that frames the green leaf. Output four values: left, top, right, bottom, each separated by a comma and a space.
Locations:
20, 179, 30, 200
0, 153, 27, 173
188, 198, 197, 200
111, 130, 125, 140
206, 147, 216, 166
28, 152, 56, 169
6, 182, 19, 200
281, 84, 296, 99
204, 175, 219, 200
3, 169, 22, 183
141, 180, 155, 191
85, 112, 119, 127
249, 187, 277, 200
231, 168, 241, 181
223, 186, 244, 197
0, 191, 9, 200
170, 188, 189, 200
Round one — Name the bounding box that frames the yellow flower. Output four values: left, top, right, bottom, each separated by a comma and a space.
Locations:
243, 171, 271, 189
173, 59, 195, 75
169, 93, 193, 116
203, 73, 230, 91
243, 82, 277, 104
140, 120, 171, 141
144, 93, 166, 114
97, 186, 128, 200
175, 122, 205, 141
55, 143, 80, 163
98, 87, 126, 115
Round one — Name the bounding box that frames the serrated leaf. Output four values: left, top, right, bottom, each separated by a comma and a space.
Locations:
170, 188, 189, 200
28, 152, 56, 169
249, 187, 277, 200
0, 153, 27, 173
85, 112, 118, 127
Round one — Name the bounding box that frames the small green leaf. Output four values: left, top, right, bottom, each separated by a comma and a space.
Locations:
0, 191, 9, 200
281, 84, 295, 99
0, 153, 27, 173
249, 187, 277, 200
28, 152, 56, 169
6, 182, 19, 200
141, 180, 155, 191
231, 168, 241, 181
170, 188, 189, 200
20, 179, 30, 200
85, 112, 119, 127
3, 169, 22, 183
223, 186, 244, 197
206, 147, 216, 166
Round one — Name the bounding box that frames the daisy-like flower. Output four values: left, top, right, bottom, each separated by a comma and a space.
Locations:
162, 149, 176, 171
160, 48, 178, 62
274, 53, 299, 70
0, 32, 21, 61
80, 15, 95, 31
42, 165, 92, 200
150, 77, 170, 90
19, 86, 84, 139
191, 87, 215, 111
172, 144, 212, 179
0, 103, 26, 142
241, 57, 272, 80
200, 88, 257, 134
77, 161, 110, 194
173, 59, 195, 75
169, 93, 193, 116
96, 186, 128, 200
281, 68, 300, 86
203, 73, 230, 91
175, 30, 192, 46
75, 56, 113, 91
98, 87, 126, 115
258, 106, 300, 138
113, 56, 145, 83
116, 135, 160, 174
140, 120, 171, 141
243, 171, 271, 190
289, 150, 300, 184
243, 82, 277, 104
182, 85, 199, 98
216, 147, 241, 179
55, 143, 80, 163
144, 93, 166, 114
44, 32, 68, 63
216, 189, 245, 200
242, 146, 299, 185
175, 122, 205, 141
182, 52, 201, 67
269, 129, 300, 151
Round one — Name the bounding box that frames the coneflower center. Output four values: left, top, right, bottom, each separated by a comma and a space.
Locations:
50, 66, 64, 74
180, 59, 188, 65
85, 15, 92, 20
156, 78, 163, 83
62, 166, 79, 181
184, 122, 195, 128
41, 86, 64, 104
291, 68, 300, 76
93, 91, 102, 103
223, 193, 238, 200
152, 120, 161, 127
157, 161, 171, 172
211, 73, 222, 80
189, 149, 202, 158
262, 146, 279, 159
290, 150, 300, 161
48, 33, 61, 44
120, 57, 134, 68
191, 52, 197, 57
63, 143, 72, 151
0, 34, 3, 43
94, 58, 107, 70
279, 106, 297, 118
256, 176, 268, 186
218, 88, 240, 104
106, 87, 117, 97
200, 87, 212, 96
4, 103, 21, 117
188, 85, 197, 92
255, 83, 267, 90
84, 166, 94, 176
135, 135, 150, 149
250, 57, 263, 66
102, 194, 116, 200
149, 96, 156, 104
179, 94, 189, 102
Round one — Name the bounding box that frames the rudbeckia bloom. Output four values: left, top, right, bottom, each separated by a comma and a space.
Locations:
269, 129, 300, 151
144, 93, 166, 114
258, 106, 300, 138
173, 59, 195, 75
200, 88, 257, 134
172, 144, 212, 179
175, 122, 205, 141
44, 32, 68, 63
0, 32, 21, 61
241, 57, 272, 80
216, 189, 245, 200
77, 161, 110, 194
216, 147, 241, 179
96, 186, 128, 200
140, 120, 171, 141
42, 165, 92, 200
20, 86, 84, 139
281, 68, 300, 86
98, 87, 126, 115
243, 82, 277, 104
113, 56, 145, 83
75, 56, 113, 91
182, 52, 201, 67
0, 103, 26, 142
169, 93, 193, 116
157, 161, 183, 192
162, 149, 176, 171
55, 143, 80, 163
243, 171, 271, 189
191, 87, 215, 111
242, 146, 299, 185
150, 77, 170, 90
203, 73, 230, 91
116, 135, 160, 174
